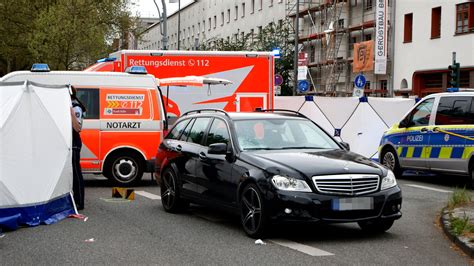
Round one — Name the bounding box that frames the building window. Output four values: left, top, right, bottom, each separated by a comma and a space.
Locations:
259, 0, 263, 10
257, 26, 263, 36
250, 29, 254, 41
278, 19, 283, 28
242, 3, 245, 17
221, 12, 224, 26
456, 2, 474, 34
214, 16, 217, 28
227, 9, 230, 23
270, 0, 274, 7
431, 7, 441, 38
208, 18, 211, 30
380, 80, 388, 91
404, 13, 413, 43
364, 34, 371, 41
365, 81, 371, 90
338, 19, 344, 28
365, 0, 373, 10
251, 0, 255, 13
235, 6, 238, 20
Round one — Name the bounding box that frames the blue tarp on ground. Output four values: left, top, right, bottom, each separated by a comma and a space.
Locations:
0, 194, 75, 231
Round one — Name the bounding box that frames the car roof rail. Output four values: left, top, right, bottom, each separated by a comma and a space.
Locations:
255, 108, 309, 118
182, 108, 230, 117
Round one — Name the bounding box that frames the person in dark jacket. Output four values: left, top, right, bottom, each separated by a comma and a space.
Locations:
70, 86, 86, 210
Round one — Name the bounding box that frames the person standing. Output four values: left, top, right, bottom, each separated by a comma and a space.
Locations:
70, 86, 86, 210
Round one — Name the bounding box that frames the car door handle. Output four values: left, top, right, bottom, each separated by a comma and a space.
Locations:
420, 128, 428, 133
175, 145, 182, 152
199, 152, 207, 161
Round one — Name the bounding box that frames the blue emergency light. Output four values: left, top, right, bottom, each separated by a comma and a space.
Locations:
31, 63, 50, 72
96, 57, 116, 63
447, 87, 459, 92
125, 66, 147, 75
272, 48, 281, 59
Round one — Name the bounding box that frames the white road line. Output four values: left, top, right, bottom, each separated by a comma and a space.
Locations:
135, 191, 161, 200
405, 184, 452, 193
269, 239, 334, 257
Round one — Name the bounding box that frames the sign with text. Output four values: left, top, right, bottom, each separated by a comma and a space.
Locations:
298, 52, 308, 67
353, 41, 374, 73
298, 66, 308, 80
375, 0, 388, 75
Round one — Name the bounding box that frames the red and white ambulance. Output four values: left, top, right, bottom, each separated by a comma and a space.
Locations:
1, 67, 167, 186
86, 50, 276, 117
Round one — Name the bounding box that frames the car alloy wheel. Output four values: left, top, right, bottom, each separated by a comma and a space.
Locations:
161, 169, 177, 211
240, 184, 267, 238
160, 168, 187, 212
382, 149, 402, 177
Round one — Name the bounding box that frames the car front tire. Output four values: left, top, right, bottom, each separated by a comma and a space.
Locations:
160, 167, 187, 213
358, 219, 394, 233
381, 148, 402, 178
240, 183, 268, 238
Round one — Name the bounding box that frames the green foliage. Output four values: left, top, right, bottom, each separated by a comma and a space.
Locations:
0, 0, 135, 75
199, 21, 295, 96
449, 214, 474, 236
448, 187, 471, 210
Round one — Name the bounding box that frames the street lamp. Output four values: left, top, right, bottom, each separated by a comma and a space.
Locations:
153, 0, 168, 50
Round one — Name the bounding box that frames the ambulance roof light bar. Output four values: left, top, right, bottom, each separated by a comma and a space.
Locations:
125, 66, 147, 75
31, 63, 50, 72
96, 57, 116, 63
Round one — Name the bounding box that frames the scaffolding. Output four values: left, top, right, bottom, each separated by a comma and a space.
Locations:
287, 0, 390, 97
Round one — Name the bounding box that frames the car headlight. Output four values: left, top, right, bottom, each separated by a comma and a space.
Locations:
271, 175, 312, 192
381, 170, 397, 190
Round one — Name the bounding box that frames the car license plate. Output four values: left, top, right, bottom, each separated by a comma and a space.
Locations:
332, 197, 373, 211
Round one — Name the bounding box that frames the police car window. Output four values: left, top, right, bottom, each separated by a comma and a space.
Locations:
409, 98, 434, 126
186, 118, 211, 144
166, 119, 190, 140
436, 97, 474, 125
76, 88, 99, 119
206, 119, 230, 146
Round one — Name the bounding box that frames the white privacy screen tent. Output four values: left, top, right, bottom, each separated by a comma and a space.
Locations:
275, 96, 416, 159
0, 81, 75, 230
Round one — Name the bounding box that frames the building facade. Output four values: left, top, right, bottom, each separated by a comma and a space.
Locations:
393, 0, 474, 97
291, 0, 394, 96
138, 0, 287, 51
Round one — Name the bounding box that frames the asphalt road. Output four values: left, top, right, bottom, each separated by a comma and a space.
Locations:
1, 173, 472, 265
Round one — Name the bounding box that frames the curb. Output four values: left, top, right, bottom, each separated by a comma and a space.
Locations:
440, 208, 474, 258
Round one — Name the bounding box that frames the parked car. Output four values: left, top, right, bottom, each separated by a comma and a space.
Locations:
155, 109, 402, 237
379, 91, 474, 185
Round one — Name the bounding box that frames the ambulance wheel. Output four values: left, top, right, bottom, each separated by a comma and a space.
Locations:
381, 148, 402, 178
104, 152, 144, 186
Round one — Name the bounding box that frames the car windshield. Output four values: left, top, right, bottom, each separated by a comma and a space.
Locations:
234, 119, 340, 151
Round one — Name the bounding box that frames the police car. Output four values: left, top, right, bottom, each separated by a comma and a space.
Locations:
379, 91, 474, 185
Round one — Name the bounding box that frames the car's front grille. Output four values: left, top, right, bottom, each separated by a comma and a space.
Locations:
312, 174, 380, 196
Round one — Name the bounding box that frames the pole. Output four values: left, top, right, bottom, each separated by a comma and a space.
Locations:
452, 51, 456, 64
293, 0, 300, 96
389, 0, 395, 97
153, 0, 168, 50
177, 0, 181, 50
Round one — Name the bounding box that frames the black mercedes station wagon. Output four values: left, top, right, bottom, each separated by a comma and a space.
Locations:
155, 109, 402, 237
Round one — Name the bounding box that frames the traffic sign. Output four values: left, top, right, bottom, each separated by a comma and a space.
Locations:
298, 80, 309, 92
354, 74, 366, 88
275, 74, 283, 86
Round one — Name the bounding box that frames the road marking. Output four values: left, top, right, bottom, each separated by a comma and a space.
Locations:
135, 191, 161, 200
269, 239, 334, 256
405, 184, 452, 193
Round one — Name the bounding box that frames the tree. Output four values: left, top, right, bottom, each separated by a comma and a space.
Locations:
0, 0, 135, 75
199, 21, 295, 96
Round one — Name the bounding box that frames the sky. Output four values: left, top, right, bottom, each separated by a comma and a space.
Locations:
130, 0, 194, 18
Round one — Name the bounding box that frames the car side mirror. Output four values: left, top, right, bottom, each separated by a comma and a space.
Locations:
208, 143, 227, 155
340, 142, 350, 151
